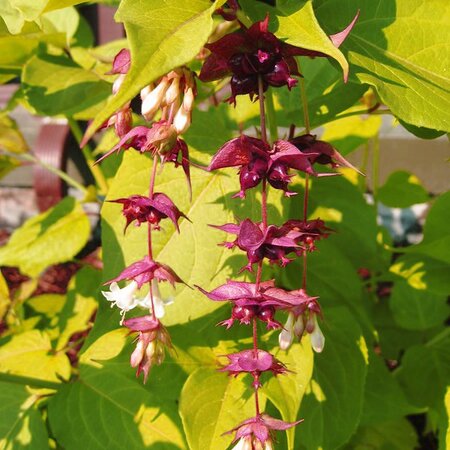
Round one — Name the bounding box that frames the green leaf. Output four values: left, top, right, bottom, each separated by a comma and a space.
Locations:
101, 151, 244, 326
396, 332, 450, 409
321, 113, 382, 155
399, 120, 446, 140
240, 0, 351, 79
179, 367, 259, 450
296, 307, 368, 450
48, 365, 186, 449
360, 350, 421, 425
0, 0, 88, 34
344, 418, 419, 450
314, 0, 450, 131
274, 58, 368, 131
390, 254, 450, 296
55, 266, 99, 349
0, 381, 49, 450
265, 341, 314, 449
0, 197, 90, 277
0, 113, 28, 153
378, 170, 429, 208
22, 53, 111, 119
389, 280, 449, 331
0, 330, 71, 382
85, 0, 224, 140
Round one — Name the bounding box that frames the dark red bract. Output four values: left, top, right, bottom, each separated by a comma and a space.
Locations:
110, 193, 188, 232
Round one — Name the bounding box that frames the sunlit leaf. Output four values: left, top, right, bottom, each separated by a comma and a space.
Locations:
0, 197, 90, 277
314, 0, 450, 131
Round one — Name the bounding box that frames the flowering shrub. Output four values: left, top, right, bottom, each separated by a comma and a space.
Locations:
0, 1, 449, 449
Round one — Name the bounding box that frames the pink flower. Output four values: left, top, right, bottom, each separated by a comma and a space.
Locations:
123, 315, 172, 383
110, 193, 189, 232
220, 349, 287, 388
105, 256, 184, 289
226, 413, 302, 450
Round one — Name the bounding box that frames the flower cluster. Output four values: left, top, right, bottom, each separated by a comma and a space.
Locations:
93, 52, 195, 192
92, 49, 195, 382
197, 12, 358, 448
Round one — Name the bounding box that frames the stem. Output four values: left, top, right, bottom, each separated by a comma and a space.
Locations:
372, 133, 380, 206
148, 156, 159, 316
258, 77, 268, 144
265, 88, 278, 141
299, 59, 311, 291
298, 64, 311, 134
359, 141, 370, 192
3, 151, 88, 195
67, 118, 109, 195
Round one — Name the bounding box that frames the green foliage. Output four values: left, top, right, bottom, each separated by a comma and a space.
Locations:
378, 171, 429, 208
314, 0, 450, 132
0, 197, 90, 277
295, 307, 368, 450
0, 0, 449, 448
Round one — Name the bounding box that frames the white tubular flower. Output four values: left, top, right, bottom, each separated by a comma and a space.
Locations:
182, 87, 195, 111
173, 106, 191, 134
279, 312, 295, 350
112, 74, 126, 95
138, 280, 173, 318
164, 77, 180, 106
232, 437, 252, 450
102, 281, 139, 324
141, 79, 170, 120
293, 315, 305, 338
310, 315, 325, 353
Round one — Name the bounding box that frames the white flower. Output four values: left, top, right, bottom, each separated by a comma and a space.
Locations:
138, 280, 173, 319
232, 437, 252, 450
310, 315, 325, 353
279, 313, 295, 350
102, 281, 139, 324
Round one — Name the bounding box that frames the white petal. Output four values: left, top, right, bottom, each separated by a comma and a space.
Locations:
293, 316, 305, 338
279, 313, 295, 350
310, 317, 325, 353
102, 281, 139, 313
232, 438, 251, 450
173, 107, 190, 134
141, 80, 169, 120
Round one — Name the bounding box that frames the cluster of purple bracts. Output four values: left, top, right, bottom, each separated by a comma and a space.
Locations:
196, 10, 358, 449
87, 49, 195, 383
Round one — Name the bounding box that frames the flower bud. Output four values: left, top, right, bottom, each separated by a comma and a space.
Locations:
182, 87, 195, 111
310, 316, 325, 353
141, 79, 170, 120
112, 74, 126, 95
164, 77, 180, 106
293, 315, 305, 338
279, 313, 294, 350
173, 106, 191, 134
130, 339, 146, 368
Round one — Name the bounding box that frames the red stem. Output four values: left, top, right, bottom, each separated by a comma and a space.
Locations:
148, 156, 159, 316
301, 173, 310, 290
